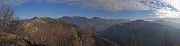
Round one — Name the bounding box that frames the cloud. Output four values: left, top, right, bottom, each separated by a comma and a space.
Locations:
0, 0, 26, 5
46, 0, 180, 18
142, 0, 180, 18
1, 0, 180, 18
141, 0, 178, 12
47, 0, 150, 12
153, 9, 180, 18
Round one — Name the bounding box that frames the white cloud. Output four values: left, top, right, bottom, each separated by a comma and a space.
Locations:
46, 0, 180, 18
154, 8, 180, 18
1, 0, 180, 18
47, 0, 150, 11
143, 0, 180, 18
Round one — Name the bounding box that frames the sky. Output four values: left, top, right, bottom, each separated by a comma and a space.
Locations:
0, 0, 179, 20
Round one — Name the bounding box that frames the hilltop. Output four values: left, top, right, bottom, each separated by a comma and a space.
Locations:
14, 17, 116, 46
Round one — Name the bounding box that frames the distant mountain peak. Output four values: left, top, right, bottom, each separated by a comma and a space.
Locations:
131, 19, 149, 23
31, 17, 51, 20
31, 16, 38, 20
72, 16, 85, 18
92, 17, 102, 20
28, 17, 54, 24
135, 19, 145, 21
62, 16, 86, 18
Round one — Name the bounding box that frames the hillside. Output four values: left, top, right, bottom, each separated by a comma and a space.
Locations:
99, 19, 180, 46
14, 17, 116, 46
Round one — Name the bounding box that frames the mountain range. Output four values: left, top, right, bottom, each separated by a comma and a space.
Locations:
59, 16, 131, 32
1, 16, 180, 46
99, 19, 180, 46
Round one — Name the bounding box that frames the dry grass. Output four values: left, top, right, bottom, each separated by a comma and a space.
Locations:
0, 32, 29, 46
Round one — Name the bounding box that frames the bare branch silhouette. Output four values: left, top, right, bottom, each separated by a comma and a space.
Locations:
0, 5, 19, 33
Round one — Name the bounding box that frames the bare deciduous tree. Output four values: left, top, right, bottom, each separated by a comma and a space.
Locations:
0, 5, 19, 33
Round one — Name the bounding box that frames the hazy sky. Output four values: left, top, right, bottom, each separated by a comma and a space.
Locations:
0, 0, 179, 19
